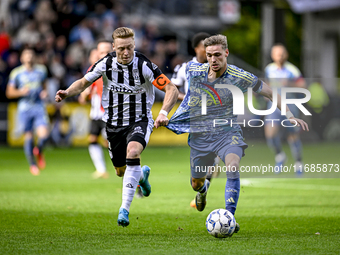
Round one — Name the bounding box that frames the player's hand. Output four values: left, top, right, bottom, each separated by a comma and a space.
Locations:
55, 90, 68, 102
20, 87, 30, 97
78, 94, 86, 105
289, 117, 309, 131
154, 113, 169, 128
40, 90, 48, 100
78, 87, 91, 105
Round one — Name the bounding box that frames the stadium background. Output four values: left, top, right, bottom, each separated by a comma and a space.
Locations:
0, 0, 340, 147
1, 1, 340, 254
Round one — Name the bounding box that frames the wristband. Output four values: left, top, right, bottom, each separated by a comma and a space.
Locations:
159, 109, 168, 116
286, 111, 294, 119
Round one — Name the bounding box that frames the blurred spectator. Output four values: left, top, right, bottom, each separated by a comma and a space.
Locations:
34, 0, 57, 25
52, 0, 85, 38
9, 0, 36, 32
63, 41, 84, 94
0, 57, 8, 101
145, 21, 161, 54
153, 40, 166, 59
15, 20, 41, 47
50, 54, 66, 81
2, 0, 191, 128
0, 0, 11, 28
69, 18, 95, 47
65, 40, 86, 68
164, 39, 178, 74
4, 50, 20, 75
47, 54, 66, 101
127, 17, 144, 50
0, 21, 10, 56
88, 3, 107, 32
54, 35, 67, 59
43, 32, 56, 62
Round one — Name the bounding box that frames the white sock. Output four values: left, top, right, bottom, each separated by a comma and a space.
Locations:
89, 144, 106, 173
275, 152, 286, 163
139, 168, 144, 183
121, 165, 142, 211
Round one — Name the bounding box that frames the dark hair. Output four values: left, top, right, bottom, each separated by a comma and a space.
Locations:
272, 42, 287, 48
191, 32, 210, 49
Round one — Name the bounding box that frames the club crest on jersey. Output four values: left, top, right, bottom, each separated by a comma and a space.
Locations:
152, 63, 158, 70
133, 69, 140, 80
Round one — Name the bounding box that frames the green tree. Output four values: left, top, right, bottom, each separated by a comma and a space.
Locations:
223, 4, 261, 68
223, 3, 303, 71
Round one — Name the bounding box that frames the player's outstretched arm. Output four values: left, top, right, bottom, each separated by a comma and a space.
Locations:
177, 89, 185, 101
39, 81, 48, 100
55, 77, 92, 103
78, 86, 92, 105
287, 116, 309, 131
154, 82, 179, 128
259, 81, 309, 131
6, 84, 29, 99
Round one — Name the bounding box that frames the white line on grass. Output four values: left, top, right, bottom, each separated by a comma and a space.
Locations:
240, 179, 340, 191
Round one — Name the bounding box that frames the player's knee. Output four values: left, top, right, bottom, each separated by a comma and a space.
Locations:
88, 135, 98, 144
36, 126, 49, 138
287, 133, 299, 142
24, 132, 33, 139
226, 161, 239, 172
126, 141, 143, 158
264, 125, 279, 138
126, 148, 141, 159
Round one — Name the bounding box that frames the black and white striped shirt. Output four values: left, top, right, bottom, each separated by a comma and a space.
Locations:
171, 57, 198, 95
84, 51, 169, 127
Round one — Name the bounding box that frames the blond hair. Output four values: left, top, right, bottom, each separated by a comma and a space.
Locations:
112, 27, 135, 41
203, 34, 228, 50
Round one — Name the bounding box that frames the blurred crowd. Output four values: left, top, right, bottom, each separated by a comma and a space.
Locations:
0, 0, 187, 103
2, 0, 336, 145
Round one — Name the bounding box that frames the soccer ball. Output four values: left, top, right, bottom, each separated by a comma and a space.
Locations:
206, 209, 236, 238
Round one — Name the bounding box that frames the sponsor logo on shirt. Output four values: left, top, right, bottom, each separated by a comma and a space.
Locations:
109, 85, 143, 94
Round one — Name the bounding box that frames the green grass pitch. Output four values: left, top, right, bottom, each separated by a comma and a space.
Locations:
0, 142, 340, 254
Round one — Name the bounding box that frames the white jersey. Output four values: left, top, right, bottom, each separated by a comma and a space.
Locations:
85, 65, 105, 121
171, 57, 198, 95
90, 92, 104, 120
84, 51, 169, 127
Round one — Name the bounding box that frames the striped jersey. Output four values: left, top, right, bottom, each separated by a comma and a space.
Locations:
171, 57, 198, 95
84, 51, 170, 127
167, 62, 263, 134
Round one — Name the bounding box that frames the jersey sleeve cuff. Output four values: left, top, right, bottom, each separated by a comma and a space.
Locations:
254, 80, 263, 93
